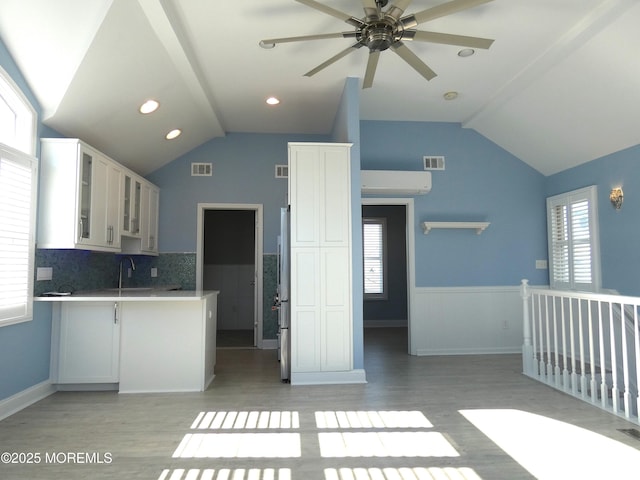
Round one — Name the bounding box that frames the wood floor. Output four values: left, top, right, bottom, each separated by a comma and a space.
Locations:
1, 327, 639, 480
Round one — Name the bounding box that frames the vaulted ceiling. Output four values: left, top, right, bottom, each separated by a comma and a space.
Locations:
1, 0, 639, 176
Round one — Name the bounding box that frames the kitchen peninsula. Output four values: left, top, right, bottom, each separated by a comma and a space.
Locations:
36, 289, 218, 394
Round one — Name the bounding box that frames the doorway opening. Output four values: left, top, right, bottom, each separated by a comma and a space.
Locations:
196, 203, 263, 349
361, 199, 415, 355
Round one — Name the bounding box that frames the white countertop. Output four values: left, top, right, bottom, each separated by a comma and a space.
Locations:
36, 288, 219, 302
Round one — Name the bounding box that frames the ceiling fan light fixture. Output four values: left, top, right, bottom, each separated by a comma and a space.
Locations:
165, 129, 182, 140
139, 99, 159, 114
458, 48, 475, 57
443, 91, 458, 100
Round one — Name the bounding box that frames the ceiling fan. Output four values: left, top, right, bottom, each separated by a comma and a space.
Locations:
260, 0, 495, 88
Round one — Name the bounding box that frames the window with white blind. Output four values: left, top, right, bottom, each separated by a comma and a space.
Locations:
363, 218, 387, 299
0, 66, 38, 327
546, 186, 600, 292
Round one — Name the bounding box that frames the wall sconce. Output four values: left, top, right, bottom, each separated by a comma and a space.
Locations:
610, 187, 623, 210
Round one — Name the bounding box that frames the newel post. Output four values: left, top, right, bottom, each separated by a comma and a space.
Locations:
520, 279, 534, 376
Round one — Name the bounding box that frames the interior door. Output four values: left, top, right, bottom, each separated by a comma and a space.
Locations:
202, 209, 257, 347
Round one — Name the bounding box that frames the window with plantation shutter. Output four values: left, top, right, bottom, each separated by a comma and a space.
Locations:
546, 186, 600, 292
363, 218, 387, 298
0, 66, 38, 327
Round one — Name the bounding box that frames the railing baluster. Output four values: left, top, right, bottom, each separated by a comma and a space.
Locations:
560, 296, 569, 390
588, 300, 597, 404
538, 293, 545, 378
634, 306, 640, 419
520, 279, 535, 377
545, 295, 553, 383
569, 296, 578, 395
598, 301, 607, 408
620, 302, 631, 418
609, 302, 619, 412
552, 295, 561, 386
578, 298, 587, 399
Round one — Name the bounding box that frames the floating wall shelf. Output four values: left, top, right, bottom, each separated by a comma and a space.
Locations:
422, 221, 490, 235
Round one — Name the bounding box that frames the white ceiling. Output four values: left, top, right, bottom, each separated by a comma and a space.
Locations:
1, 0, 639, 176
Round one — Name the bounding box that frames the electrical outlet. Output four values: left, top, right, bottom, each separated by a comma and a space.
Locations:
151, 267, 158, 278
36, 267, 53, 281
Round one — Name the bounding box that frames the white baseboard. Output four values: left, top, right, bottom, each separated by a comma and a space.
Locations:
0, 380, 55, 421
415, 346, 522, 356
291, 369, 367, 385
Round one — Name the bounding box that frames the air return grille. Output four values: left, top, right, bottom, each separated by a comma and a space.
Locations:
423, 156, 445, 171
275, 164, 288, 178
191, 163, 212, 176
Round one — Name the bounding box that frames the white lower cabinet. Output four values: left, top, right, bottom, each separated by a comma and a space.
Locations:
53, 302, 120, 384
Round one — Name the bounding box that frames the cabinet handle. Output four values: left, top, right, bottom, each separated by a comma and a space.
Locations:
113, 303, 118, 324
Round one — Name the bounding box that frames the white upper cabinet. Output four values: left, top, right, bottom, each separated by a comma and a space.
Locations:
39, 139, 119, 252
38, 138, 158, 254
288, 143, 351, 248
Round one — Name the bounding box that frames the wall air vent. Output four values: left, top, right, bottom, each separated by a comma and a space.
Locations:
191, 162, 212, 176
275, 164, 288, 178
423, 156, 445, 171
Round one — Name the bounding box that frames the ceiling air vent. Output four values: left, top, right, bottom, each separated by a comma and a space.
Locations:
275, 164, 288, 178
423, 156, 445, 171
191, 162, 212, 176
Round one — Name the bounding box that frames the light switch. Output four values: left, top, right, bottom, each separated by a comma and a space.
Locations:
151, 267, 158, 278
36, 267, 53, 281
535, 260, 548, 270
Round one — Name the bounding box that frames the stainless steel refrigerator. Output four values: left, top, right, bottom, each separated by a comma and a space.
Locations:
276, 207, 291, 382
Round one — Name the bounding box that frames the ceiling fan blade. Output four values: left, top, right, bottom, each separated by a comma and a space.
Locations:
390, 42, 437, 81
363, 50, 381, 89
260, 32, 356, 47
362, 0, 379, 19
406, 30, 494, 49
304, 43, 364, 77
402, 0, 493, 28
296, 0, 365, 28
386, 0, 413, 21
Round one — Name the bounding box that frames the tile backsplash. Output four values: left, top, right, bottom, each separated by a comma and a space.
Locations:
34, 249, 278, 340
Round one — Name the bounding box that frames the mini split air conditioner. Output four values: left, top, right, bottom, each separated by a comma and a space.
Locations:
361, 170, 432, 195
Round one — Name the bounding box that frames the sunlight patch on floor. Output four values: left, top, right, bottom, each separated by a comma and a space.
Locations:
158, 468, 291, 480
460, 409, 640, 479
324, 467, 482, 480
318, 432, 459, 457
191, 411, 300, 429
172, 433, 301, 458
315, 410, 433, 429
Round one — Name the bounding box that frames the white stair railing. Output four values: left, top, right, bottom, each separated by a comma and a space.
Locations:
520, 279, 640, 424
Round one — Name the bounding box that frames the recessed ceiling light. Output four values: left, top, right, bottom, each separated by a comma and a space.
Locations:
458, 48, 475, 58
139, 99, 159, 114
266, 96, 280, 105
165, 129, 182, 140
443, 91, 459, 101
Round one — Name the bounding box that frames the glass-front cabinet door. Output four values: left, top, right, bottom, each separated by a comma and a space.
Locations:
122, 173, 142, 237
79, 151, 92, 241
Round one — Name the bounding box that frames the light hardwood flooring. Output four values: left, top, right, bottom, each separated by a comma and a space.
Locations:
1, 327, 639, 480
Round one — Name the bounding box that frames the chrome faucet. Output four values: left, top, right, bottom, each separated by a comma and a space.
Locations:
118, 256, 136, 290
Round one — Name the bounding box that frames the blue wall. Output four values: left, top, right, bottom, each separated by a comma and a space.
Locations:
361, 121, 549, 287
546, 144, 640, 296
0, 39, 52, 401
147, 132, 329, 254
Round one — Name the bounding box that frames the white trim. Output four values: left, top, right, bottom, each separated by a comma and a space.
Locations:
291, 369, 367, 385
361, 198, 415, 354
0, 380, 55, 421
412, 286, 523, 356
196, 203, 264, 348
